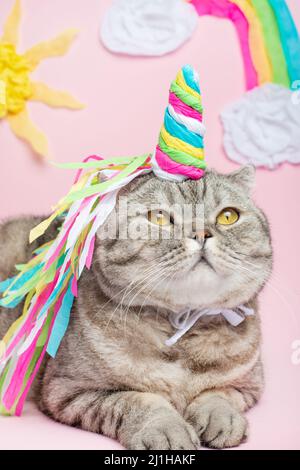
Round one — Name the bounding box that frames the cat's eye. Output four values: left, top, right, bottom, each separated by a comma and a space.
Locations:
217, 208, 239, 226
147, 210, 172, 226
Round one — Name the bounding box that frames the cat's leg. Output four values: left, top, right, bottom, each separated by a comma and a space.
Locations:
184, 362, 263, 449
184, 390, 248, 449
39, 377, 199, 450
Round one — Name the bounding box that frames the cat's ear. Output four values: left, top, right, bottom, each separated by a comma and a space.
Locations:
228, 165, 256, 193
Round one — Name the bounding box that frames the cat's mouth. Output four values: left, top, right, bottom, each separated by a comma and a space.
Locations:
200, 256, 215, 272
191, 251, 215, 273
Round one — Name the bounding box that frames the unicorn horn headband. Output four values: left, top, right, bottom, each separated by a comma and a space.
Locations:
152, 64, 206, 181
0, 65, 206, 415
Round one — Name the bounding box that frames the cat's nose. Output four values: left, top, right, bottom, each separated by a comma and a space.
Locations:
192, 229, 212, 241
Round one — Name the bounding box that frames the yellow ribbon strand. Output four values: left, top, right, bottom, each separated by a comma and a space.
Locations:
30, 81, 84, 109
160, 126, 204, 160
0, 0, 21, 46
175, 69, 201, 100
1, 289, 35, 347
7, 108, 49, 158
24, 28, 79, 70
29, 204, 69, 244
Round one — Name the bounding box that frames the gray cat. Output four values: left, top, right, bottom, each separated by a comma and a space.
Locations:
0, 166, 272, 450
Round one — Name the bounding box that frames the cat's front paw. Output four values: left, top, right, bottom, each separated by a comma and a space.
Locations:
129, 410, 200, 450
186, 396, 248, 449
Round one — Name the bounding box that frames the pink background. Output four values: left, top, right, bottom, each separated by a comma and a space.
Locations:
1, 0, 300, 450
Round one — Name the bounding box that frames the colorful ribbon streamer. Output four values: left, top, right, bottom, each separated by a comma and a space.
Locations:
0, 154, 151, 415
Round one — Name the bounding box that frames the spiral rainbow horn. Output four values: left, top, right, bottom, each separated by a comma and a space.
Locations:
151, 65, 207, 182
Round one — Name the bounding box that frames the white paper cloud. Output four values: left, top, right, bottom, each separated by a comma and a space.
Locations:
221, 83, 300, 169
100, 0, 198, 56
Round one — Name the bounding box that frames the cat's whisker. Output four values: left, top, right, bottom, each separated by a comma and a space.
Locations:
105, 256, 172, 331
135, 268, 177, 326
227, 262, 299, 329
118, 261, 167, 313
103, 263, 166, 335
220, 244, 272, 277
137, 269, 177, 321
94, 256, 167, 319
212, 245, 296, 323
121, 270, 168, 338
220, 249, 279, 295
120, 268, 167, 335
121, 266, 170, 336
118, 247, 185, 318
224, 245, 286, 289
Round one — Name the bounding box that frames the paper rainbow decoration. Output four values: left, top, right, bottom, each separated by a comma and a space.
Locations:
189, 0, 300, 169
189, 0, 300, 90
0, 0, 84, 159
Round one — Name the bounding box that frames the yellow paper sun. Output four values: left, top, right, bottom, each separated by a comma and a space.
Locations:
0, 0, 84, 158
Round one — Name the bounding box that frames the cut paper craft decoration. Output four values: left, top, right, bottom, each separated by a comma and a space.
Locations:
187, 0, 300, 90
100, 0, 300, 169
100, 0, 198, 56
151, 65, 206, 181
250, 0, 289, 87
221, 83, 300, 169
0, 64, 211, 416
269, 0, 300, 85
229, 0, 272, 86
189, 0, 300, 169
0, 0, 84, 159
191, 0, 259, 90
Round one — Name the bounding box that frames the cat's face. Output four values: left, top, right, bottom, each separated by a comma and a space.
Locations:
94, 167, 272, 311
